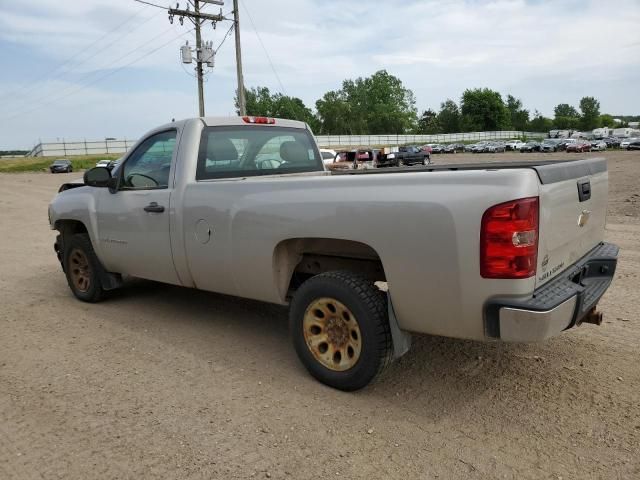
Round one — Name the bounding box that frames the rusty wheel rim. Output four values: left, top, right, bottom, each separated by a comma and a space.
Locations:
69, 249, 91, 293
303, 298, 362, 372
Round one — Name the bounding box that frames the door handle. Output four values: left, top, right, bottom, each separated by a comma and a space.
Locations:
144, 202, 165, 213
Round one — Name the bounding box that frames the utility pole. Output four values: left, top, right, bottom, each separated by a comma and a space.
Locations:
233, 0, 246, 116
169, 1, 224, 117
194, 0, 205, 117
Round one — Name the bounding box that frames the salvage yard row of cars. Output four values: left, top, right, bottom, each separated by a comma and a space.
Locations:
322, 137, 640, 170
49, 137, 640, 174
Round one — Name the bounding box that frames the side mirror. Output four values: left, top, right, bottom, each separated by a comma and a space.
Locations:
84, 167, 112, 187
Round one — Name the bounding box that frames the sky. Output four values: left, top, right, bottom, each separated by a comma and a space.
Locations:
0, 0, 639, 150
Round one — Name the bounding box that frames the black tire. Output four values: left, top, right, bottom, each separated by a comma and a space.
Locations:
289, 271, 392, 391
63, 233, 105, 303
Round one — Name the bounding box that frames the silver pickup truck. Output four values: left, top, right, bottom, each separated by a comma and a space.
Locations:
49, 116, 619, 390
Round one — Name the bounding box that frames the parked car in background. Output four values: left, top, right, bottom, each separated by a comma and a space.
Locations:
471, 142, 490, 153
319, 149, 338, 166
603, 137, 621, 149
378, 145, 430, 167
419, 144, 433, 156
558, 138, 578, 151
541, 139, 562, 152
519, 141, 541, 153
620, 138, 637, 150
49, 159, 73, 173
430, 144, 446, 154
505, 139, 525, 151
628, 139, 640, 151
444, 143, 464, 153
485, 142, 506, 153
329, 149, 378, 170
566, 141, 592, 153
591, 140, 607, 152
95, 159, 119, 171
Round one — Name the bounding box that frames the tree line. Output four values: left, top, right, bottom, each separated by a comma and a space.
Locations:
237, 70, 631, 135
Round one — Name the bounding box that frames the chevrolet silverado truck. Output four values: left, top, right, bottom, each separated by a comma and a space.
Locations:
49, 116, 618, 391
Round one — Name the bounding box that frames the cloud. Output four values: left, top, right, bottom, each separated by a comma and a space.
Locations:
0, 0, 639, 148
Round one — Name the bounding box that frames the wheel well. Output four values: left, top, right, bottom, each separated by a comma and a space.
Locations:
274, 238, 386, 300
55, 219, 88, 237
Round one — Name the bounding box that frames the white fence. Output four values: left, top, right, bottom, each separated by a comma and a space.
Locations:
28, 139, 137, 157
315, 131, 546, 148
28, 131, 546, 157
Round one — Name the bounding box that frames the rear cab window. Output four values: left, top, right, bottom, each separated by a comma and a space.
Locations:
196, 126, 323, 180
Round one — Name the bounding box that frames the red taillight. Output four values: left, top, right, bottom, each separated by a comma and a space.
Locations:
242, 116, 276, 124
480, 197, 539, 279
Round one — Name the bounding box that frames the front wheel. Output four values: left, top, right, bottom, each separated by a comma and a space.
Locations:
289, 271, 392, 391
63, 233, 105, 303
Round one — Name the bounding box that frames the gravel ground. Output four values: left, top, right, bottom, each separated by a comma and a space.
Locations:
1, 151, 639, 479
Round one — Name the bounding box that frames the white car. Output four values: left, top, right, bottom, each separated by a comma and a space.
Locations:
96, 159, 112, 168
620, 138, 637, 149
505, 140, 525, 151
319, 149, 338, 166
591, 141, 607, 151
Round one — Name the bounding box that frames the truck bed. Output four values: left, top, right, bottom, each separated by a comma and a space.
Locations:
333, 158, 606, 185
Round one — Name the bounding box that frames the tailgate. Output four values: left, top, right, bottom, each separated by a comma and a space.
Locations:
534, 158, 608, 288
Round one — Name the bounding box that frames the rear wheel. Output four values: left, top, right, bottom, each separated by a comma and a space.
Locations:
63, 233, 105, 303
290, 271, 392, 391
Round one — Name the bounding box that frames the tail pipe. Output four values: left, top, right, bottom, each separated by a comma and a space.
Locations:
580, 307, 603, 326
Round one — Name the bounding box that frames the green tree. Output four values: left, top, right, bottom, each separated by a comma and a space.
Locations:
553, 103, 580, 130
459, 88, 510, 131
506, 94, 530, 131
554, 103, 579, 118
437, 99, 461, 133
579, 96, 601, 131
417, 109, 440, 134
238, 86, 318, 130
315, 70, 418, 135
599, 114, 615, 127
315, 90, 352, 134
528, 110, 553, 133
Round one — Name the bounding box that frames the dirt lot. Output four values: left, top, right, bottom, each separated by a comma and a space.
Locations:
1, 151, 639, 479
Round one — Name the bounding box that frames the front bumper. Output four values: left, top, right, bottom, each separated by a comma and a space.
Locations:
484, 242, 619, 342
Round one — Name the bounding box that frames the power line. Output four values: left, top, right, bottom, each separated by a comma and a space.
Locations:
2, 22, 178, 118
240, 0, 286, 95
3, 28, 194, 122
216, 23, 235, 54
132, 0, 169, 9
0, 4, 151, 102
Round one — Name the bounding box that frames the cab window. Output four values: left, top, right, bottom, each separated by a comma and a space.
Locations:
196, 126, 321, 180
121, 130, 177, 189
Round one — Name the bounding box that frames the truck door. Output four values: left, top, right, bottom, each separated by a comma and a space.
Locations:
95, 129, 181, 285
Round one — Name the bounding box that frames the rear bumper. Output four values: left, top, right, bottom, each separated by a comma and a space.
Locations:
484, 242, 619, 342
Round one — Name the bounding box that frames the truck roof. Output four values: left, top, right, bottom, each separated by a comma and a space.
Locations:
202, 116, 308, 129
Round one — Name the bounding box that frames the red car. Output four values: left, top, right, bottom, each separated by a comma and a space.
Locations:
566, 141, 592, 153
419, 144, 433, 155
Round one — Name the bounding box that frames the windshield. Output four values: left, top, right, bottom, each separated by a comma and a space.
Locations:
53, 160, 68, 165
196, 126, 322, 180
